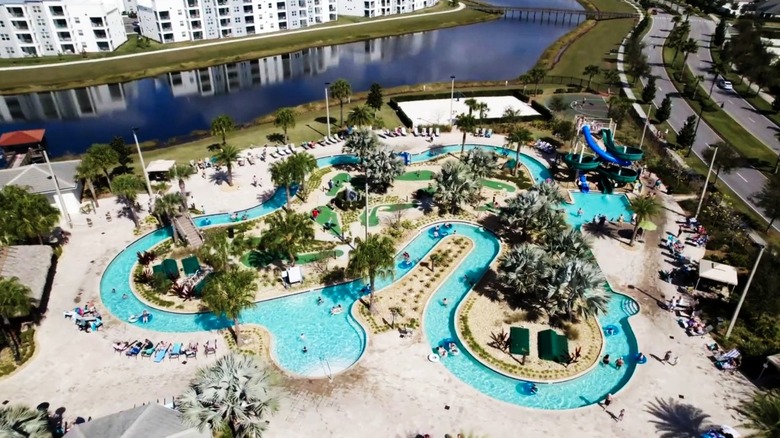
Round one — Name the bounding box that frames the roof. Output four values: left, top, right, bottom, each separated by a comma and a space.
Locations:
757, 0, 780, 14
63, 404, 210, 438
146, 160, 176, 173
287, 266, 302, 284
0, 160, 80, 194
698, 259, 739, 286
0, 129, 45, 147
0, 245, 53, 304
509, 327, 530, 356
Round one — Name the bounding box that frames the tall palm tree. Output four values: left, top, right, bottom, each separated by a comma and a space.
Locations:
112, 174, 144, 228
202, 267, 256, 345
505, 126, 533, 175
498, 243, 552, 308
76, 155, 103, 207
433, 160, 479, 214
680, 38, 700, 71
499, 190, 565, 242
601, 69, 621, 87
178, 353, 279, 437
260, 210, 315, 265
454, 113, 478, 156
0, 404, 50, 438
287, 152, 317, 185
549, 257, 609, 320
329, 79, 352, 127
527, 67, 548, 96
152, 192, 184, 227
210, 114, 235, 145
346, 233, 395, 310
530, 180, 566, 205
464, 98, 479, 115
269, 159, 295, 206
215, 144, 241, 186
462, 148, 497, 195
542, 228, 592, 259
346, 105, 374, 128
85, 143, 119, 191
363, 149, 404, 191
0, 277, 35, 362
583, 64, 601, 90
736, 389, 780, 437
475, 102, 489, 121
196, 229, 232, 272
502, 107, 521, 124
630, 196, 662, 246
273, 107, 296, 143
343, 128, 381, 162
168, 163, 195, 205
0, 185, 60, 245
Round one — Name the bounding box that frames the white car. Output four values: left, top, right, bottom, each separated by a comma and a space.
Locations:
717, 78, 733, 91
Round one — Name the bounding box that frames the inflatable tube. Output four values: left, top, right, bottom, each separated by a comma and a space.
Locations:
604, 325, 620, 336
636, 353, 647, 364
428, 353, 440, 363
128, 315, 138, 323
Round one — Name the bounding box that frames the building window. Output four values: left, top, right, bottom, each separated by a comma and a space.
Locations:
179, 10, 183, 14
291, 10, 296, 15
235, 16, 241, 22
268, 3, 272, 8
234, 6, 240, 11
180, 21, 185, 25
74, 17, 80, 23
78, 30, 83, 36
6, 47, 15, 54
182, 32, 187, 37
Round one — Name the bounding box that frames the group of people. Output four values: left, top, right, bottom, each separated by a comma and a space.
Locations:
63, 301, 103, 333
436, 342, 459, 358
432, 223, 453, 239
229, 212, 249, 222
601, 354, 626, 370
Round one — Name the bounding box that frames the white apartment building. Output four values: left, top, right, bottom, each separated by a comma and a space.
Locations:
0, 0, 127, 58
136, 0, 337, 44
338, 0, 437, 18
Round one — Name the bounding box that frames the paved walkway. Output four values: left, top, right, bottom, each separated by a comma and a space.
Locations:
0, 3, 465, 72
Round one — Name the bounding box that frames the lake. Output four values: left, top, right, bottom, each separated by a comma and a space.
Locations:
0, 0, 584, 157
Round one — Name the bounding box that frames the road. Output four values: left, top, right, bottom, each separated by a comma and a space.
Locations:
642, 14, 774, 229
686, 17, 780, 155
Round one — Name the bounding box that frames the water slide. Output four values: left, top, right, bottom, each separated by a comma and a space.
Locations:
601, 129, 644, 162
581, 125, 631, 167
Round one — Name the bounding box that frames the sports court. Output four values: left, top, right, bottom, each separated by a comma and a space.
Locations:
545, 93, 611, 120
397, 95, 539, 126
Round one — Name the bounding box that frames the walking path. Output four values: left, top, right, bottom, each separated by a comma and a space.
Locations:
0, 3, 465, 72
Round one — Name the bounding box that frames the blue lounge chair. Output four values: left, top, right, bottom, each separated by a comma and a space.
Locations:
125, 341, 143, 357
154, 344, 170, 363
169, 343, 182, 360
141, 341, 156, 358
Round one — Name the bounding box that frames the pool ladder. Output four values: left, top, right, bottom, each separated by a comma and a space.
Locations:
319, 354, 333, 381
622, 299, 640, 316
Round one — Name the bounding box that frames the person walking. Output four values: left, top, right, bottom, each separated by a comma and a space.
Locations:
618, 409, 625, 422
603, 393, 613, 410
677, 225, 684, 238
663, 350, 673, 363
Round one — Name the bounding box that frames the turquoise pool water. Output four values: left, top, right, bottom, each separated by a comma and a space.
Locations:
99, 145, 639, 407
563, 192, 634, 229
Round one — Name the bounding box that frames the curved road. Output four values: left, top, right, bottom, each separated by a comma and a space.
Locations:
642, 13, 775, 230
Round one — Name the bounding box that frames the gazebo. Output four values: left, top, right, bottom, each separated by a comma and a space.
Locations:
146, 160, 175, 181
695, 259, 738, 295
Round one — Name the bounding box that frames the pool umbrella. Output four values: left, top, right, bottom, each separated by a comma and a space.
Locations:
638, 220, 657, 231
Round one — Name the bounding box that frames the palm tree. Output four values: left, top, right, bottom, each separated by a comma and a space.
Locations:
85, 143, 119, 191
549, 257, 609, 320
178, 353, 279, 437
196, 229, 232, 272
0, 404, 50, 437
202, 267, 256, 345
583, 64, 601, 90
287, 152, 317, 185
273, 107, 296, 143
329, 79, 352, 127
76, 155, 103, 207
498, 243, 552, 308
527, 67, 548, 96
505, 126, 533, 175
215, 144, 241, 186
433, 160, 479, 214
168, 163, 195, 205
502, 107, 521, 124
260, 210, 315, 265
464, 98, 479, 115
499, 190, 564, 241
454, 113, 478, 156
463, 148, 497, 181
0, 277, 35, 362
475, 102, 489, 121
530, 180, 566, 205
428, 252, 444, 273
346, 105, 374, 128
601, 68, 621, 87
542, 228, 592, 259
630, 196, 662, 245
112, 174, 145, 228
343, 128, 381, 162
363, 150, 405, 191
152, 192, 184, 227
210, 114, 235, 145
0, 185, 60, 245
346, 233, 395, 310
269, 159, 295, 206
680, 38, 700, 71
736, 390, 780, 437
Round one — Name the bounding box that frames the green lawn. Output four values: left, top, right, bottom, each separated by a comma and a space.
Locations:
481, 179, 517, 192
326, 173, 352, 196
587, 0, 639, 13
397, 170, 435, 181
240, 248, 344, 268
313, 205, 343, 236
360, 203, 416, 226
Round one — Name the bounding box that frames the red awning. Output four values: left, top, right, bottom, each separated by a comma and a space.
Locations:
0, 129, 46, 147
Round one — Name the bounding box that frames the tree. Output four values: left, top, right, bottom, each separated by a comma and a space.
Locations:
0, 185, 60, 245
287, 151, 317, 186
499, 243, 552, 307
548, 257, 609, 320
542, 228, 592, 259
552, 119, 576, 143
112, 174, 144, 228
629, 196, 662, 245
499, 189, 565, 241
627, 55, 651, 84
464, 98, 479, 115
527, 67, 547, 96
502, 107, 522, 124
462, 148, 498, 181
641, 76, 657, 103
85, 143, 119, 191
702, 142, 740, 182
601, 69, 620, 87
433, 160, 479, 214
679, 38, 700, 71
754, 172, 780, 231
152, 192, 185, 227
346, 233, 395, 310
269, 159, 295, 206
677, 114, 698, 151
0, 277, 36, 362
428, 252, 444, 273
608, 96, 632, 127
178, 353, 279, 437
260, 209, 315, 265
0, 404, 50, 438
273, 107, 296, 143
363, 149, 404, 191
366, 82, 384, 112
454, 113, 478, 156
713, 19, 727, 48
346, 105, 374, 128
343, 128, 381, 162
197, 229, 231, 272
76, 155, 103, 208
168, 163, 195, 205
202, 267, 256, 346
329, 79, 352, 127
548, 95, 567, 114
736, 390, 780, 437
210, 114, 235, 145
505, 126, 533, 176
583, 64, 601, 90
656, 95, 672, 122
109, 135, 133, 173
215, 144, 241, 186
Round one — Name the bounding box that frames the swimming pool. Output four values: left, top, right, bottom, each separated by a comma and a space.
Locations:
563, 192, 634, 229
99, 145, 640, 407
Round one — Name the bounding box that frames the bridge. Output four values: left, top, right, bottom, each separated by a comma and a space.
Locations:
466, 5, 639, 23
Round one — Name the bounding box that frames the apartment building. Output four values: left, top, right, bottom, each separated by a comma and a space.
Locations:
0, 0, 127, 58
338, 0, 437, 18
0, 82, 132, 122
136, 0, 337, 43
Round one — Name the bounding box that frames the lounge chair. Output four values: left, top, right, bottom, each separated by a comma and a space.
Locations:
185, 342, 198, 359
401, 127, 408, 136
204, 339, 218, 356
169, 343, 183, 360
125, 341, 143, 357
485, 129, 493, 138
330, 136, 339, 144
113, 340, 133, 354
715, 348, 741, 363
413, 126, 420, 136
435, 127, 440, 137
141, 341, 157, 358
269, 151, 279, 159
154, 343, 170, 363
246, 154, 255, 165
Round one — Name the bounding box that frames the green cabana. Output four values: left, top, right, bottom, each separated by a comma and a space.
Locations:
152, 264, 164, 276
509, 327, 530, 356
162, 258, 179, 278
538, 329, 569, 362
181, 256, 200, 277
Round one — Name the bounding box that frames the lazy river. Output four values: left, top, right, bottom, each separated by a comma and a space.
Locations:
99, 144, 639, 409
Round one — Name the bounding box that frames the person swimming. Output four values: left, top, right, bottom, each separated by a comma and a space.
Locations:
330, 304, 343, 315
317, 296, 324, 305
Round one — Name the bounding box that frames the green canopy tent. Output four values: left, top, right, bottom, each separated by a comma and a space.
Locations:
509, 327, 530, 356
538, 329, 569, 362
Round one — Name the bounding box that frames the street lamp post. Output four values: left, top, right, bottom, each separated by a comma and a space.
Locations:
325, 82, 331, 138
364, 167, 369, 240
638, 103, 653, 150
686, 104, 706, 157
725, 232, 767, 339
41, 149, 72, 228
695, 144, 718, 217
449, 75, 456, 125
132, 128, 153, 196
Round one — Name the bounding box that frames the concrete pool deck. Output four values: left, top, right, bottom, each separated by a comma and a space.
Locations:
0, 129, 753, 437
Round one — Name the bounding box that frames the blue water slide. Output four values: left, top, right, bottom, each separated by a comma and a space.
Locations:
581, 125, 631, 167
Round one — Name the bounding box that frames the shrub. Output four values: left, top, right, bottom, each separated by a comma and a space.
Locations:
563, 324, 581, 341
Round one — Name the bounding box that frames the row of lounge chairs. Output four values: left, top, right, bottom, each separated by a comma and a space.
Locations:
476, 128, 493, 138
115, 339, 218, 361
301, 135, 344, 150
414, 127, 441, 138
378, 127, 408, 138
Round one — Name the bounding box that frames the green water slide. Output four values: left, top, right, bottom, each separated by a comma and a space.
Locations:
597, 165, 639, 184
562, 153, 601, 171
601, 129, 644, 162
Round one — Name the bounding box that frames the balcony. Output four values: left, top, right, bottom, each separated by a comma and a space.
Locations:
217, 0, 228, 5
57, 32, 72, 41
160, 23, 172, 31
243, 5, 253, 13
53, 19, 68, 29
193, 31, 203, 40
246, 25, 255, 34
49, 6, 65, 16
188, 11, 200, 18
245, 16, 254, 24
298, 0, 306, 7
220, 29, 231, 37
97, 41, 110, 51
94, 29, 108, 38
60, 44, 75, 54
90, 19, 106, 28
277, 12, 286, 20
219, 18, 231, 26
218, 7, 230, 16
158, 12, 170, 20
12, 21, 29, 31
16, 34, 34, 44
187, 0, 198, 6
277, 2, 286, 9
163, 33, 175, 43
8, 8, 24, 18
329, 5, 336, 11
191, 20, 202, 29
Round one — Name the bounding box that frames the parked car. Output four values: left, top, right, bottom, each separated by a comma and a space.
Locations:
717, 77, 733, 91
